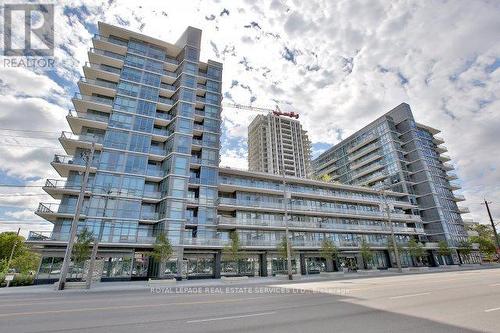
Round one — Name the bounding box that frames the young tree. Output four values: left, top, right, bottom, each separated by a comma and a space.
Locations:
277, 236, 294, 260
0, 232, 26, 260
438, 240, 452, 258
320, 239, 338, 272
360, 240, 374, 269
408, 239, 425, 266
10, 251, 41, 274
387, 238, 404, 266
151, 232, 173, 278
72, 229, 93, 278
223, 231, 243, 274
468, 224, 497, 261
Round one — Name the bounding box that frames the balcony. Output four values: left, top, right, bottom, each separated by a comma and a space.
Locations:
51, 154, 98, 177
145, 167, 163, 180
449, 181, 461, 190
348, 143, 379, 162
35, 203, 85, 222
433, 136, 445, 144
162, 70, 177, 84
72, 92, 114, 113
159, 83, 176, 97
217, 198, 420, 222
436, 145, 448, 153
149, 145, 165, 157
439, 154, 451, 162
92, 34, 128, 55
347, 133, 377, 154
67, 110, 109, 134
446, 172, 458, 180
442, 162, 454, 171
42, 179, 89, 199
78, 77, 117, 97
191, 156, 202, 165
27, 231, 156, 245
59, 131, 104, 155
157, 97, 174, 111
452, 194, 466, 202
351, 162, 385, 180
83, 62, 121, 83
88, 47, 124, 70
458, 206, 470, 214
350, 153, 382, 171
189, 177, 201, 185
152, 128, 170, 141
358, 170, 388, 187
140, 211, 159, 221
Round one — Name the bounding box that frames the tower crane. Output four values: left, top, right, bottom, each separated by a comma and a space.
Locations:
222, 102, 299, 119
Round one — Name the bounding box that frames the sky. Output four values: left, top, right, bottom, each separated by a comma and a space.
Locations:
0, 0, 499, 236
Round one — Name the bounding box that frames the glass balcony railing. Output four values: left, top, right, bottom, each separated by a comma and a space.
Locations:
163, 70, 177, 78
140, 211, 159, 221
192, 138, 202, 146
189, 177, 201, 184
146, 167, 163, 178
191, 156, 202, 164
218, 198, 419, 221
155, 112, 172, 121
28, 231, 156, 245
160, 83, 175, 91
149, 146, 165, 156
60, 131, 104, 144
68, 110, 109, 123
85, 62, 122, 75
89, 47, 125, 61
79, 77, 118, 90
152, 128, 169, 137
93, 34, 128, 47
73, 93, 114, 106
158, 97, 173, 105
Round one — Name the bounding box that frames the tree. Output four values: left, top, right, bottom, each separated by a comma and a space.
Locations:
408, 239, 425, 266
458, 240, 472, 256
0, 232, 26, 260
151, 232, 173, 278
320, 174, 333, 182
387, 238, 404, 266
277, 236, 294, 260
320, 239, 338, 272
360, 240, 374, 269
438, 240, 452, 257
71, 229, 93, 275
10, 252, 41, 274
468, 224, 497, 261
223, 231, 243, 274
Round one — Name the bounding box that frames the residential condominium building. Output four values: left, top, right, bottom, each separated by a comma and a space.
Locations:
312, 103, 471, 259
248, 113, 311, 178
26, 26, 477, 283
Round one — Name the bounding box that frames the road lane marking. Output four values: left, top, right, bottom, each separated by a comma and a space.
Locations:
0, 295, 293, 318
485, 307, 500, 313
389, 292, 431, 299
186, 311, 276, 323
489, 283, 500, 287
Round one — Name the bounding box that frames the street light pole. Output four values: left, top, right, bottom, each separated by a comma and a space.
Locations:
381, 190, 402, 272
57, 143, 95, 290
6, 228, 21, 274
282, 170, 293, 280
483, 200, 500, 261
86, 185, 113, 289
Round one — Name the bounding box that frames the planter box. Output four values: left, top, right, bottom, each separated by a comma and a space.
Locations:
221, 276, 249, 283
148, 278, 176, 286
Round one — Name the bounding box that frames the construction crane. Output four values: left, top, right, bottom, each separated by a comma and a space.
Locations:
222, 102, 299, 119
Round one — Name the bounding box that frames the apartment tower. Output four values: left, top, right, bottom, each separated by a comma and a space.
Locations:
248, 113, 311, 178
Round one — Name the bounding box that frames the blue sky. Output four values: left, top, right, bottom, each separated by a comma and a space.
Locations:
0, 0, 499, 235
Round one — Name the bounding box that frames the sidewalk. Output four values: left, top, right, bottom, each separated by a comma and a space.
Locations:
1, 264, 498, 296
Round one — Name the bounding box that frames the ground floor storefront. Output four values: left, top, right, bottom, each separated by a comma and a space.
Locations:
33, 247, 481, 284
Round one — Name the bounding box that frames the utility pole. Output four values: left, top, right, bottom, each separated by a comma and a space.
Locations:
381, 190, 402, 272
282, 170, 293, 280
57, 143, 95, 290
483, 200, 500, 261
6, 228, 21, 274
86, 185, 113, 289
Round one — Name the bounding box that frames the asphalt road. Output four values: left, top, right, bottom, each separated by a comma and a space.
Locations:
1, 269, 500, 333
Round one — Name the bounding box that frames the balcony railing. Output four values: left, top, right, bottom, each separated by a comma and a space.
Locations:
155, 112, 172, 121
189, 177, 201, 184
217, 217, 422, 234
85, 62, 122, 75
73, 93, 114, 106
140, 212, 159, 221
146, 167, 163, 178
149, 146, 165, 156
60, 131, 104, 144
79, 77, 118, 90
28, 231, 155, 245
191, 156, 202, 164
218, 198, 419, 221
89, 47, 125, 61
158, 97, 173, 105
93, 34, 128, 47
163, 70, 177, 78
68, 110, 109, 123
160, 83, 175, 91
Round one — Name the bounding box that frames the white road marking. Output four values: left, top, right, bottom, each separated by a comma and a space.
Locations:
186, 311, 276, 323
389, 292, 431, 299
489, 283, 500, 287
484, 307, 500, 313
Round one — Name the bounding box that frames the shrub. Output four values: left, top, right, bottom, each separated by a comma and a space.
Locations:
0, 273, 35, 288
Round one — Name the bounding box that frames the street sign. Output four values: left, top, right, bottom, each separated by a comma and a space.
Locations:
5, 274, 15, 281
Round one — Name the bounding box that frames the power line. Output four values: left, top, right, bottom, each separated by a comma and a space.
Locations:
0, 143, 63, 150
0, 185, 44, 188
0, 128, 61, 134
0, 134, 59, 140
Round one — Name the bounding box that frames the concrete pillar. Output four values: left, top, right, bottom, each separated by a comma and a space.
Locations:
260, 253, 268, 277
214, 251, 221, 279
300, 253, 306, 275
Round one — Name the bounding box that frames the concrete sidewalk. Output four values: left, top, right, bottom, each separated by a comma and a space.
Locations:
1, 264, 497, 295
